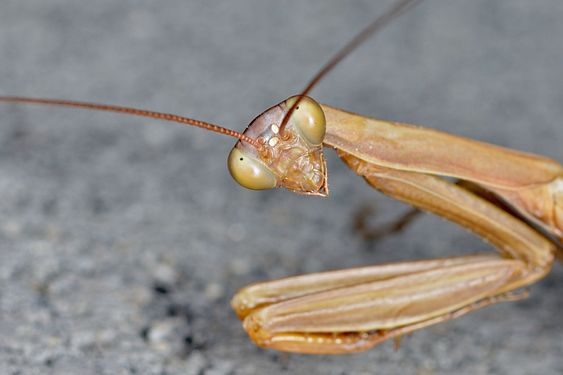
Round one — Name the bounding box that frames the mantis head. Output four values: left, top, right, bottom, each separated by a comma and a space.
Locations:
228, 96, 328, 196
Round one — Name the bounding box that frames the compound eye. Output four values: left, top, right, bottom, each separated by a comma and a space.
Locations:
285, 96, 326, 146
227, 148, 277, 190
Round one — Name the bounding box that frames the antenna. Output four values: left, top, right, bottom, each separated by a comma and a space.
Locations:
279, 0, 424, 133
0, 96, 259, 147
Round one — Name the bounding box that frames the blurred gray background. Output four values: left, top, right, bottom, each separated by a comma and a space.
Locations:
0, 1, 562, 374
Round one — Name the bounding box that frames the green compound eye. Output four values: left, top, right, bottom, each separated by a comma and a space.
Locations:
228, 148, 277, 190
285, 96, 326, 146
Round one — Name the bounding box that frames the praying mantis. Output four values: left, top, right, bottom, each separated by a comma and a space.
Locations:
1, 0, 562, 359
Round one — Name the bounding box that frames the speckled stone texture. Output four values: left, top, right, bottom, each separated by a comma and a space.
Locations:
0, 1, 562, 374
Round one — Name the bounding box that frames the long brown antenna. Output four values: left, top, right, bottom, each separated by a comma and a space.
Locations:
0, 96, 259, 146
279, 0, 424, 133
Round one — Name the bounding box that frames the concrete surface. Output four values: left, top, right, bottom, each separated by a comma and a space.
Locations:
0, 1, 562, 374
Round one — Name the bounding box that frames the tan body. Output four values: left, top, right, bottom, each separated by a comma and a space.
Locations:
1, 0, 561, 357
231, 103, 562, 354
1, 93, 560, 355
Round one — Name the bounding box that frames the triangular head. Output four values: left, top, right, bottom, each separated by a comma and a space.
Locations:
228, 96, 328, 196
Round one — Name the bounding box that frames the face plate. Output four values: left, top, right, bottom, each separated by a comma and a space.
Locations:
228, 96, 328, 196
